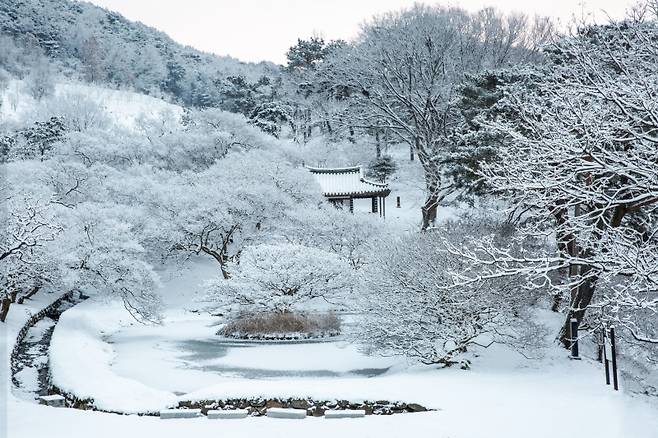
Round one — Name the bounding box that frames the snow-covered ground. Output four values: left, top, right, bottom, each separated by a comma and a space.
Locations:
8, 386, 655, 438
4, 257, 655, 438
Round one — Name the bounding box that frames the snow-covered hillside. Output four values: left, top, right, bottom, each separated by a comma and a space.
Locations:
1, 79, 183, 130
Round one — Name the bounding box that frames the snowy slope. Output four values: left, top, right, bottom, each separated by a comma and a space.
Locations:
1, 79, 183, 130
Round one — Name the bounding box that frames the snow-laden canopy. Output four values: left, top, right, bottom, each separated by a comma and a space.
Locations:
307, 166, 390, 199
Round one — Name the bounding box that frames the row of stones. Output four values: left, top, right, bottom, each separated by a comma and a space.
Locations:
161, 407, 365, 420
178, 397, 429, 416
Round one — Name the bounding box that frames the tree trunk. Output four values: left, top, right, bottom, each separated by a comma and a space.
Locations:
0, 297, 11, 323
555, 204, 623, 347
219, 263, 231, 280
550, 291, 562, 312
421, 196, 438, 230
419, 149, 442, 231
559, 264, 598, 347
200, 246, 231, 280
375, 129, 381, 158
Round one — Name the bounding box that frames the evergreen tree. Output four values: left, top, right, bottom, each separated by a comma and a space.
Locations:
366, 155, 397, 182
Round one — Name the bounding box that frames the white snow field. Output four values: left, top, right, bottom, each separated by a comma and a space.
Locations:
3, 257, 655, 438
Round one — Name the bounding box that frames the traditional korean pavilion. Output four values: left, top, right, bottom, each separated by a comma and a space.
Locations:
307, 165, 391, 216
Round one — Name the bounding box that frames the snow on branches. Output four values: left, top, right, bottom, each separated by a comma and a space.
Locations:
357, 218, 542, 366
322, 5, 552, 228
449, 18, 658, 346
204, 243, 351, 315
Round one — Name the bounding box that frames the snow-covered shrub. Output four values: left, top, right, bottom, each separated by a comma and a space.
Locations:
205, 243, 352, 315
357, 216, 543, 365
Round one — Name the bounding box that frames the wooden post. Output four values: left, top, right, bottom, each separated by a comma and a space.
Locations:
610, 327, 619, 391
396, 196, 401, 208
569, 318, 580, 360
382, 196, 386, 218
603, 327, 611, 385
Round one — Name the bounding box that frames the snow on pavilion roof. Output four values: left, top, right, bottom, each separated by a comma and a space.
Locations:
307, 165, 390, 198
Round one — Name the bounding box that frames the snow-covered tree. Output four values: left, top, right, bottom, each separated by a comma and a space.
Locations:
358, 218, 539, 365
61, 203, 163, 323
322, 5, 553, 229
205, 243, 351, 314
445, 17, 658, 347
34, 93, 110, 132
283, 205, 382, 269
24, 57, 55, 101
366, 154, 397, 182
156, 149, 320, 278
286, 37, 329, 72
1, 194, 62, 322
248, 101, 291, 138
5, 116, 67, 161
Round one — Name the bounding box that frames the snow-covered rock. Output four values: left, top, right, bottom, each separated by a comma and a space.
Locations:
266, 408, 307, 419
159, 409, 200, 419
207, 409, 249, 419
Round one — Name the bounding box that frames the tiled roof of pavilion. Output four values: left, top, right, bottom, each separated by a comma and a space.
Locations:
307, 165, 390, 198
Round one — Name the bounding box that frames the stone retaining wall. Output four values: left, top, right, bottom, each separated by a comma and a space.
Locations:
10, 290, 85, 387
179, 397, 429, 416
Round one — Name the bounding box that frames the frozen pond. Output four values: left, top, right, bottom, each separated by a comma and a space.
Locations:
175, 338, 392, 378
106, 316, 400, 394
